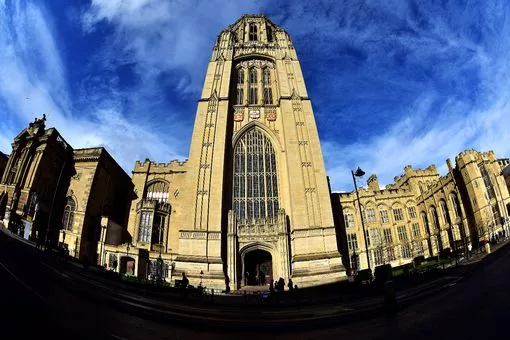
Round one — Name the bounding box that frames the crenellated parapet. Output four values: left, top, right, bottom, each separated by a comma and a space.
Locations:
133, 158, 188, 174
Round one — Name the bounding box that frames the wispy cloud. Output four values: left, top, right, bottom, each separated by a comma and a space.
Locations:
0, 0, 186, 171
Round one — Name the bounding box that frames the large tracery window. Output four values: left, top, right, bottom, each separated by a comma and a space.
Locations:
233, 128, 279, 221
62, 197, 75, 231
262, 68, 273, 105
236, 69, 244, 105
249, 68, 258, 105
145, 181, 169, 203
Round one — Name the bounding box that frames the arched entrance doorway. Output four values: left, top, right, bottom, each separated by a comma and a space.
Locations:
120, 256, 136, 276
243, 249, 272, 286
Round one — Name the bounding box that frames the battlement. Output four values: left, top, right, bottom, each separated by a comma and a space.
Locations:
134, 158, 189, 173
455, 149, 497, 168
391, 164, 438, 188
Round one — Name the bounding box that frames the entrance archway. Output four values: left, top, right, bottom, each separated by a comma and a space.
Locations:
243, 249, 272, 286
120, 256, 135, 276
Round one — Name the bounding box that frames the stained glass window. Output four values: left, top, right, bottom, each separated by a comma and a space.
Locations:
233, 128, 279, 221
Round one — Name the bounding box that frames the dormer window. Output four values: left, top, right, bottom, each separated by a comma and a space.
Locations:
249, 23, 258, 41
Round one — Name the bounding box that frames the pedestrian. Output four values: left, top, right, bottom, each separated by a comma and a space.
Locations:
278, 277, 285, 292
288, 278, 294, 291
182, 272, 189, 288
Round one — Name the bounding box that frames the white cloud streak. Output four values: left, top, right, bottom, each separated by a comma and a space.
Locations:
0, 0, 183, 173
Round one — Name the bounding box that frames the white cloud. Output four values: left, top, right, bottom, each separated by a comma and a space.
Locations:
0, 0, 183, 173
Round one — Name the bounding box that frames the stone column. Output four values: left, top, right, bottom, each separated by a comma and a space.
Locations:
277, 209, 291, 281
227, 210, 238, 289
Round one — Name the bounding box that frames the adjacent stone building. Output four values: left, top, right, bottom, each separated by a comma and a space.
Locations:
58, 148, 135, 263
0, 116, 134, 265
0, 116, 75, 244
0, 152, 8, 182
334, 150, 510, 274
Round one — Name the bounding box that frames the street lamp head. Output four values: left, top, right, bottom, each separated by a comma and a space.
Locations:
354, 167, 365, 177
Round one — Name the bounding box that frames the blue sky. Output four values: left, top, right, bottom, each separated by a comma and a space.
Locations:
1, 0, 509, 192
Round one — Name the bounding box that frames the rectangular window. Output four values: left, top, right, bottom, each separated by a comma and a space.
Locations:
397, 226, 408, 242
365, 229, 371, 247
387, 247, 396, 262
370, 229, 381, 246
383, 228, 393, 244
407, 206, 417, 219
479, 163, 495, 199
137, 211, 152, 243
347, 234, 358, 252
380, 210, 389, 223
366, 208, 376, 223
350, 254, 360, 271
374, 248, 384, 266
412, 223, 421, 238
344, 213, 355, 228
414, 242, 424, 255
401, 244, 412, 258
393, 208, 404, 221
492, 205, 501, 224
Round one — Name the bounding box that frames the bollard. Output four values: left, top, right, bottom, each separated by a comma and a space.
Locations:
211, 288, 214, 303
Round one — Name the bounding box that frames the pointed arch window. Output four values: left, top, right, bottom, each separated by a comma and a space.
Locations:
62, 197, 76, 231
451, 193, 462, 218
249, 23, 258, 41
249, 68, 258, 105
440, 200, 451, 224
262, 68, 273, 105
236, 68, 244, 105
233, 128, 279, 221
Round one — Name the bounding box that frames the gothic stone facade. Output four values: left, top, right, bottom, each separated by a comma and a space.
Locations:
0, 117, 134, 264
103, 15, 345, 289
0, 116, 75, 244
334, 150, 510, 273
58, 148, 134, 263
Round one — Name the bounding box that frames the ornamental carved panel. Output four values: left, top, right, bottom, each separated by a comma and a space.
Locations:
234, 110, 244, 122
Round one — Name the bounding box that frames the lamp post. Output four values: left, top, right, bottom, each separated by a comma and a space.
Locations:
351, 167, 372, 276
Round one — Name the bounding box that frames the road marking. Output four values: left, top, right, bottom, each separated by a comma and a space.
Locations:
0, 260, 49, 303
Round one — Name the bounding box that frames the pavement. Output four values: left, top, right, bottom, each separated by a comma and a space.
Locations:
1, 225, 510, 339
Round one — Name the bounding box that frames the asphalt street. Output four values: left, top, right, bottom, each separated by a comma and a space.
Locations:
1, 229, 509, 339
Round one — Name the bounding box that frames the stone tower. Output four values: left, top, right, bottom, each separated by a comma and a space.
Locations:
177, 15, 345, 288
